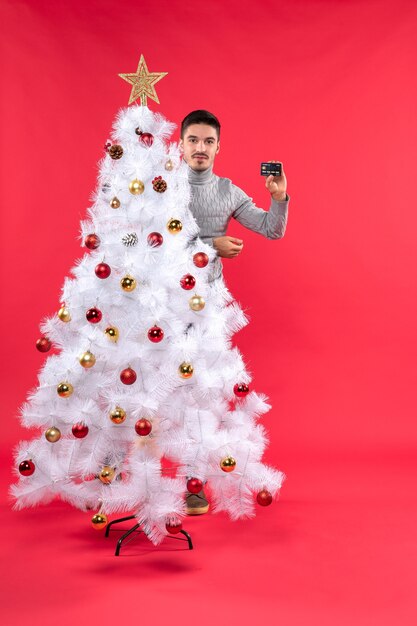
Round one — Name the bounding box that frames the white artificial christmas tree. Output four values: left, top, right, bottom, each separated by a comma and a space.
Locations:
12, 57, 285, 546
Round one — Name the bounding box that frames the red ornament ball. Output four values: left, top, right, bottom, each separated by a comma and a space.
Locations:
256, 489, 273, 506
193, 252, 209, 268
72, 423, 89, 439
166, 520, 182, 534
120, 367, 137, 385
95, 262, 111, 279
148, 325, 164, 343
180, 274, 196, 290
36, 337, 52, 353
86, 307, 102, 324
234, 383, 250, 397
187, 477, 203, 494
135, 418, 152, 436
19, 460, 35, 476
147, 232, 163, 247
139, 132, 154, 147
84, 233, 100, 250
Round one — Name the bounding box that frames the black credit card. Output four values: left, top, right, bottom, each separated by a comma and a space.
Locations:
260, 162, 282, 176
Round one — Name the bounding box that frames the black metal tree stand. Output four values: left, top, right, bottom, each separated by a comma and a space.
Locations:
105, 515, 193, 556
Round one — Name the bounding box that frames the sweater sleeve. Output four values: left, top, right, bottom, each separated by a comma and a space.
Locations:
231, 185, 289, 240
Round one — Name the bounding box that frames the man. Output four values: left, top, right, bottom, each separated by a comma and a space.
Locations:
179, 110, 290, 514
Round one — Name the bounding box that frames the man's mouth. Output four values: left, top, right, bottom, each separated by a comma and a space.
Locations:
193, 154, 207, 159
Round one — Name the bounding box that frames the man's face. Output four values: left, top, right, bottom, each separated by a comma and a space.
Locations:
180, 123, 220, 171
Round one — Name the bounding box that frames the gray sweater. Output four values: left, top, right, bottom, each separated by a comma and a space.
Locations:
187, 164, 289, 281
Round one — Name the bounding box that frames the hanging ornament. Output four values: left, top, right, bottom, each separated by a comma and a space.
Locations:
109, 406, 126, 424
193, 252, 209, 268
147, 232, 163, 247
179, 362, 193, 379
84, 233, 100, 250
135, 126, 142, 135
187, 477, 203, 494
256, 489, 273, 506
120, 275, 137, 292
36, 337, 51, 352
104, 326, 119, 342
79, 350, 96, 368
152, 176, 167, 193
167, 218, 182, 234
120, 367, 137, 385
148, 325, 164, 343
122, 232, 138, 247
166, 520, 182, 534
102, 182, 111, 193
72, 423, 89, 438
57, 382, 73, 398
91, 513, 108, 529
180, 274, 196, 290
129, 179, 145, 195
165, 159, 174, 171
19, 459, 35, 476
189, 295, 205, 311
139, 132, 154, 147
99, 466, 116, 484
234, 383, 250, 397
86, 307, 102, 324
110, 197, 121, 209
95, 262, 111, 279
45, 426, 61, 443
104, 140, 111, 152
58, 305, 71, 322
135, 418, 152, 436
108, 144, 123, 160
220, 456, 237, 473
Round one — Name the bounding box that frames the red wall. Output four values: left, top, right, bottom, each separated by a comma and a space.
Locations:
2, 0, 416, 459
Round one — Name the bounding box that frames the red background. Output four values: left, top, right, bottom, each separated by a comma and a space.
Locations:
1, 1, 416, 624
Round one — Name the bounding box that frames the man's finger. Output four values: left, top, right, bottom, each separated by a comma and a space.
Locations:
229, 237, 243, 244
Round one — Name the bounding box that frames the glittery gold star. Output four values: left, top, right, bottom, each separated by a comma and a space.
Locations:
118, 55, 168, 106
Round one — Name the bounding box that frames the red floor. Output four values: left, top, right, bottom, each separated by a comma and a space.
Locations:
2, 446, 416, 626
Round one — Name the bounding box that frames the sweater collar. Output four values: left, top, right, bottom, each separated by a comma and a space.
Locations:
186, 163, 214, 185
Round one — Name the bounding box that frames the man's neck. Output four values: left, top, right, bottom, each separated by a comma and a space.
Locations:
186, 163, 214, 185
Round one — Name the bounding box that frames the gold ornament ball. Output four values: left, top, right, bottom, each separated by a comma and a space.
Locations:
105, 326, 119, 342
110, 197, 121, 209
91, 513, 108, 530
45, 426, 61, 443
165, 159, 174, 171
57, 382, 73, 397
99, 466, 116, 484
189, 294, 205, 311
120, 275, 137, 292
220, 456, 237, 473
129, 179, 145, 195
58, 306, 71, 322
167, 218, 183, 234
110, 406, 126, 424
179, 362, 194, 379
79, 350, 96, 368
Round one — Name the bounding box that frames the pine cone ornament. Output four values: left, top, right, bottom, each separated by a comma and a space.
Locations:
152, 176, 167, 193
108, 144, 124, 160
122, 232, 138, 247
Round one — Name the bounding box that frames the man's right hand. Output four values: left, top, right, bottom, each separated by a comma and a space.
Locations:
213, 236, 244, 258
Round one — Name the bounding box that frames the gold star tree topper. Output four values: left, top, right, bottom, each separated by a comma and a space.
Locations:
119, 55, 168, 106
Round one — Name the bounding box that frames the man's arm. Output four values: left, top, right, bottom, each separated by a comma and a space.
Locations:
232, 186, 289, 239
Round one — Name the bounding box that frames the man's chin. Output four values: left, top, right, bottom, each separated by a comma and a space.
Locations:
190, 161, 210, 171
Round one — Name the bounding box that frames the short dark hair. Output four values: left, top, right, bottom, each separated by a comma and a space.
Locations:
181, 110, 221, 139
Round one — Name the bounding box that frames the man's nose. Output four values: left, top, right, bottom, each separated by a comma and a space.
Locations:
197, 141, 206, 152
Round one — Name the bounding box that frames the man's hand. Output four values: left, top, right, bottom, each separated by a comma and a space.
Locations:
213, 236, 244, 258
265, 161, 287, 201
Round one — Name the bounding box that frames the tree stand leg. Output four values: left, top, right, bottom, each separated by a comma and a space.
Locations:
104, 515, 193, 555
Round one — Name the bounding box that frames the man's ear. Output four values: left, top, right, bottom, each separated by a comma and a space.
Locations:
179, 138, 184, 152
216, 141, 220, 155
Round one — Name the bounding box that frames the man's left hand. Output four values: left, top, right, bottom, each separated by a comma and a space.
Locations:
265, 161, 287, 201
